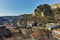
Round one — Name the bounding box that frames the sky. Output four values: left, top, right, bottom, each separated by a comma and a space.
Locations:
0, 0, 60, 16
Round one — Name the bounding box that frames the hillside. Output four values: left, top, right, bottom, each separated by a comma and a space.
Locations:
17, 3, 60, 26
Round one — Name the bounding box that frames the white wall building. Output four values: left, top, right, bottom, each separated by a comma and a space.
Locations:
52, 29, 60, 39
46, 23, 59, 30
27, 21, 35, 27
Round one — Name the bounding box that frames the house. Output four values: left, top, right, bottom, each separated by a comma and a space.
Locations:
21, 29, 27, 35
46, 23, 59, 30
27, 21, 36, 27
52, 29, 60, 39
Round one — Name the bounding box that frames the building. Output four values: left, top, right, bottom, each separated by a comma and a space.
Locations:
27, 21, 35, 27
52, 29, 60, 39
46, 23, 59, 30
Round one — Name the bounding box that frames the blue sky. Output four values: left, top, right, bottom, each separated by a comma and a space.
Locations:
0, 0, 60, 16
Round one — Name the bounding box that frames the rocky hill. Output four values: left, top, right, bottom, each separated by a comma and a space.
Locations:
33, 3, 60, 16
32, 4, 60, 23
17, 14, 32, 26
17, 3, 60, 26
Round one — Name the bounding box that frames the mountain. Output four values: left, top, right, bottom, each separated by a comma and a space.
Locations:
32, 4, 60, 23
17, 3, 60, 26
3, 16, 18, 23
0, 17, 9, 25
0, 16, 18, 25
0, 3, 60, 26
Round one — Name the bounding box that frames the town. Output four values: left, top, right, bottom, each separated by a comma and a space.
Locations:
0, 3, 60, 40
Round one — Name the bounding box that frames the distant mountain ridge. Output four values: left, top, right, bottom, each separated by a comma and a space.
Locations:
0, 16, 18, 25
